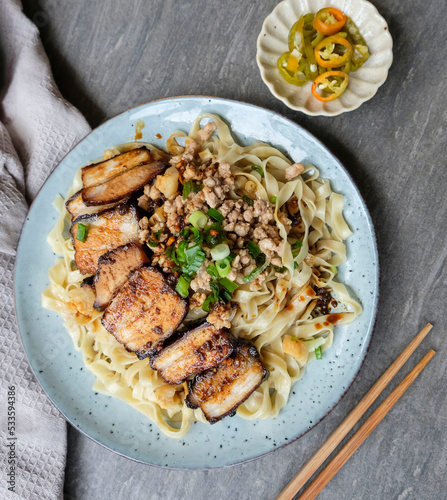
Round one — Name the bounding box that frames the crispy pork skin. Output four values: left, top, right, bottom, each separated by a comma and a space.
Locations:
102, 266, 188, 358
71, 204, 140, 275
150, 322, 233, 384
93, 243, 149, 311
66, 190, 124, 219
82, 160, 168, 206
186, 340, 268, 424
81, 276, 95, 292
81, 147, 152, 188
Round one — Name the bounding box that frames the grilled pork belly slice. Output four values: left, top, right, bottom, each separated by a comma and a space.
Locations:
186, 341, 268, 424
71, 204, 140, 275
82, 160, 168, 206
81, 147, 152, 188
81, 276, 95, 292
150, 322, 233, 384
93, 243, 149, 311
102, 266, 188, 358
66, 190, 124, 219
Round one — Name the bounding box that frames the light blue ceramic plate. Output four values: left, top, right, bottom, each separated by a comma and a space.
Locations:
14, 96, 379, 469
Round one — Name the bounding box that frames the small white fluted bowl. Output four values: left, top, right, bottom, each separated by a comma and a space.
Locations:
257, 0, 393, 115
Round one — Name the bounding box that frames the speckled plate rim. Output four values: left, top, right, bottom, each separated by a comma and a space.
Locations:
256, 0, 393, 116
14, 95, 379, 469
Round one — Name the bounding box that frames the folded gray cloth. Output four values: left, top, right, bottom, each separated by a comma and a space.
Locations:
0, 1, 91, 498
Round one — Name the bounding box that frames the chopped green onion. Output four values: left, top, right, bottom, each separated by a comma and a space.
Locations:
207, 208, 224, 223
329, 265, 338, 276
218, 277, 238, 293
211, 243, 230, 261
270, 196, 277, 204
206, 265, 220, 280
228, 252, 237, 262
294, 262, 299, 270
216, 257, 231, 278
176, 276, 190, 298
189, 210, 208, 230
166, 246, 179, 265
221, 289, 232, 302
306, 337, 326, 351
182, 180, 203, 200
191, 228, 202, 242
314, 346, 323, 360
204, 222, 227, 246
177, 241, 188, 263
76, 223, 88, 242
202, 282, 220, 312
209, 281, 220, 298
256, 253, 266, 266
202, 295, 214, 312
182, 244, 206, 277
242, 195, 254, 206
274, 265, 288, 273
292, 240, 303, 257
246, 241, 261, 259
154, 229, 162, 240
243, 260, 270, 283
147, 238, 159, 247
182, 227, 202, 243
251, 164, 264, 177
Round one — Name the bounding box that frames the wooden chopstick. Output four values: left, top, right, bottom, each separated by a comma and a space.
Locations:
297, 349, 435, 500
276, 323, 433, 500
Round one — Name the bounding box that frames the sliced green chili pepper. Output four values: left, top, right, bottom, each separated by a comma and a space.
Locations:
277, 51, 309, 86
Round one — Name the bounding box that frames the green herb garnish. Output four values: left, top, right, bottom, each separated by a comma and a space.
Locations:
243, 260, 270, 283
207, 207, 224, 223
242, 195, 254, 206
176, 276, 190, 298
182, 180, 203, 200
251, 164, 264, 177
76, 223, 88, 242
246, 241, 261, 259
218, 277, 238, 293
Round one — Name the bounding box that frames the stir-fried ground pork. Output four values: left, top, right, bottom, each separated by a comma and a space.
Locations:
133, 124, 303, 328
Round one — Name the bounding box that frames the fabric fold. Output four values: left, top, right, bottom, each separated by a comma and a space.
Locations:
0, 0, 91, 498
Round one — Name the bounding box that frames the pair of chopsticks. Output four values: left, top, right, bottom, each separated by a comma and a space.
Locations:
277, 323, 434, 500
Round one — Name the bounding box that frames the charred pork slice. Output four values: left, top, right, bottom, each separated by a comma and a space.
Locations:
66, 190, 125, 219
102, 266, 188, 358
186, 341, 268, 424
82, 160, 168, 206
150, 323, 234, 384
81, 147, 152, 188
93, 243, 149, 311
71, 204, 140, 275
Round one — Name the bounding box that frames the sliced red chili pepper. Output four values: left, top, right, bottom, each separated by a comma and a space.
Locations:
312, 8, 346, 36
311, 71, 349, 102
314, 35, 353, 68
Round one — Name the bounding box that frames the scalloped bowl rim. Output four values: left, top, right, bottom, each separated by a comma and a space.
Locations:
256, 0, 393, 116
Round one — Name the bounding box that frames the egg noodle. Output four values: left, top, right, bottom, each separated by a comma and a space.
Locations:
42, 113, 362, 438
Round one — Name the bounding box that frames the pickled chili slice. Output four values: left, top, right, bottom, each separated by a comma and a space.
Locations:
288, 14, 319, 79
342, 17, 368, 46
351, 44, 370, 71
277, 51, 310, 86
311, 71, 349, 101
314, 35, 353, 68
312, 8, 346, 35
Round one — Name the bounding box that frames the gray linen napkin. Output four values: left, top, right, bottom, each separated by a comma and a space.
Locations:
0, 1, 91, 498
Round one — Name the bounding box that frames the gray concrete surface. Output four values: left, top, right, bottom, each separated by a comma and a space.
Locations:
22, 0, 447, 499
